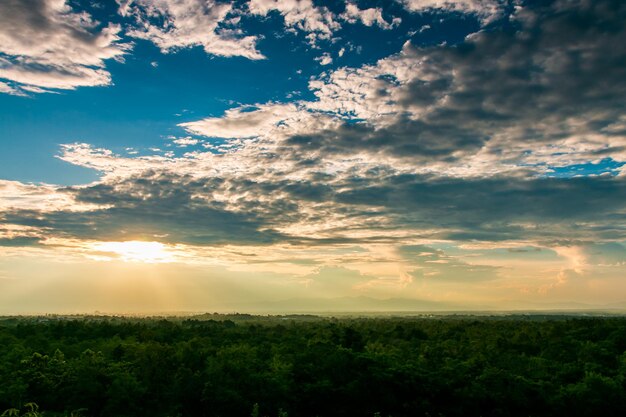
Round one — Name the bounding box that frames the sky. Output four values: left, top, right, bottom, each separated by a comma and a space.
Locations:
0, 0, 625, 314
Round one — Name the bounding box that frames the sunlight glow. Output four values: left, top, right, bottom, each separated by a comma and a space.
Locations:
93, 241, 175, 263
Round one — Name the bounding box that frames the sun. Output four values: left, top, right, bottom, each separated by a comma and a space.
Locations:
93, 241, 174, 263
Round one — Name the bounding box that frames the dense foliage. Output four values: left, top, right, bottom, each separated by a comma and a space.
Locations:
1, 315, 625, 417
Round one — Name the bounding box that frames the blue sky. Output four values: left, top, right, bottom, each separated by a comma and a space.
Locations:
0, 0, 625, 313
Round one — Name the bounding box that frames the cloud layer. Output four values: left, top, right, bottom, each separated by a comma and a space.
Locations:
4, 0, 625, 244
1, 0, 625, 309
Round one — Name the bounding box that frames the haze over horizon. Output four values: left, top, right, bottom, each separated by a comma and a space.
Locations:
1, 0, 625, 314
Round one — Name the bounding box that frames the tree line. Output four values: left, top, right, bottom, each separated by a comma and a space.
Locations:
1, 315, 625, 417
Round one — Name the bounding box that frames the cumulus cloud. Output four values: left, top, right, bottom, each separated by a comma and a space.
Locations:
185, 0, 626, 176
315, 52, 333, 66
0, 180, 103, 212
118, 0, 265, 59
170, 136, 201, 147
340, 2, 399, 29
247, 0, 401, 45
284, 0, 626, 174
0, 179, 106, 247
179, 103, 307, 139
245, 0, 506, 48
0, 0, 129, 94
2, 172, 287, 246
247, 0, 340, 43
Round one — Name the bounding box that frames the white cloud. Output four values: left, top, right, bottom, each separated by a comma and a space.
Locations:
248, 0, 340, 43
119, 0, 265, 59
56, 143, 182, 180
0, 81, 26, 96
0, 0, 129, 94
180, 103, 302, 139
0, 180, 104, 212
315, 53, 333, 66
0, 57, 115, 90
399, 0, 504, 24
306, 41, 430, 120
170, 136, 201, 147
247, 0, 402, 45
341, 3, 398, 29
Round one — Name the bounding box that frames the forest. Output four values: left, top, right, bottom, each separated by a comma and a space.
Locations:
1, 314, 625, 417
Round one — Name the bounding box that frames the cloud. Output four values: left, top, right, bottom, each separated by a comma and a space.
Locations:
247, 0, 340, 43
170, 136, 201, 147
0, 80, 26, 96
549, 242, 626, 278
0, 0, 129, 94
399, 0, 505, 24
3, 163, 625, 252
180, 103, 303, 139
0, 0, 512, 96
247, 0, 399, 45
2, 148, 624, 302
399, 245, 500, 282
315, 52, 333, 66
340, 2, 399, 29
0, 180, 102, 212
128, 1, 624, 253
333, 174, 626, 243
3, 171, 289, 246
2, 0, 626, 303
118, 0, 264, 59
0, 236, 42, 247
283, 0, 626, 175
185, 0, 626, 176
